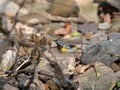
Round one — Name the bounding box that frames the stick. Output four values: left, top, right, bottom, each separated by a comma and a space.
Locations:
15, 57, 30, 71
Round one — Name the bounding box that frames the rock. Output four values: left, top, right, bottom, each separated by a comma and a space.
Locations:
75, 0, 93, 6
111, 63, 120, 72
106, 0, 120, 10
4, 1, 28, 17
98, 22, 112, 30
26, 18, 40, 25
108, 16, 120, 33
24, 0, 50, 13
47, 14, 87, 23
0, 49, 17, 72
0, 16, 13, 32
115, 71, 120, 81
37, 49, 75, 80
0, 0, 10, 13
17, 13, 49, 24
90, 32, 108, 44
108, 33, 120, 41
73, 62, 117, 90
42, 23, 64, 36
37, 57, 54, 81
78, 3, 99, 23
0, 78, 9, 89
3, 84, 19, 90
15, 23, 35, 35
0, 38, 11, 62
78, 23, 98, 33
47, 0, 79, 17
81, 40, 120, 65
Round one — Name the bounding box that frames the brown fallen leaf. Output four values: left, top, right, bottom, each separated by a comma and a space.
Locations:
75, 64, 90, 73
54, 21, 72, 35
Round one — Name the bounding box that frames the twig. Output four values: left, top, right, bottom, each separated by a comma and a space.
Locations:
15, 57, 30, 71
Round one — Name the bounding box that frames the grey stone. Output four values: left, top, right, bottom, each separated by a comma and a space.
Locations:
106, 0, 120, 10
78, 23, 98, 34
108, 33, 120, 41
0, 49, 17, 72
73, 62, 117, 90
90, 32, 108, 44
81, 40, 120, 65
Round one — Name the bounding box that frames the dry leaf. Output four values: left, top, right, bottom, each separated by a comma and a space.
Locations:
54, 22, 72, 35
75, 64, 90, 73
